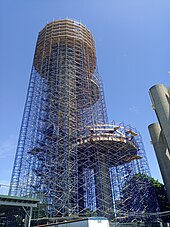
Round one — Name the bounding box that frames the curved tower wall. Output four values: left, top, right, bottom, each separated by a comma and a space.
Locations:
149, 84, 170, 204
148, 123, 170, 203
149, 84, 170, 150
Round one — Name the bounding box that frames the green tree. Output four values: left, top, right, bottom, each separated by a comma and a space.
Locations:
116, 174, 170, 223
147, 176, 170, 223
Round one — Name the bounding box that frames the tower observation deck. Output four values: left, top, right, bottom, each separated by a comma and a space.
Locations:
9, 19, 158, 221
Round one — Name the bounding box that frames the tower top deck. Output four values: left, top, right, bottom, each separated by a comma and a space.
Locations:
39, 19, 95, 48
34, 19, 96, 77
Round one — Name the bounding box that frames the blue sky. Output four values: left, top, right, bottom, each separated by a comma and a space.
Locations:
0, 0, 170, 189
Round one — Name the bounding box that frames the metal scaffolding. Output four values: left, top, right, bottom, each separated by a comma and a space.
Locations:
9, 19, 158, 221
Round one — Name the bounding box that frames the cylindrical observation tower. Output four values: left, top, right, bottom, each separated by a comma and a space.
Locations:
9, 19, 158, 221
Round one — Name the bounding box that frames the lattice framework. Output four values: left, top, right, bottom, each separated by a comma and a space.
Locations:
9, 20, 158, 221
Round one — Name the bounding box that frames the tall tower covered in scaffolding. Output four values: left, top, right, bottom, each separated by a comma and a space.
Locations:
10, 19, 158, 220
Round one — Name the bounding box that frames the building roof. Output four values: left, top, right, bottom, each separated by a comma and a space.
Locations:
0, 195, 39, 213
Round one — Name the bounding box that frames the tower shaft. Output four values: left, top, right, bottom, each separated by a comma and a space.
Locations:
9, 20, 110, 217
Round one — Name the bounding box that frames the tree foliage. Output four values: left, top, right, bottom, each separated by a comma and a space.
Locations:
117, 173, 170, 223
147, 176, 170, 223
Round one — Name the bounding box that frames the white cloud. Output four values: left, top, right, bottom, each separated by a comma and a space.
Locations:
0, 136, 16, 159
128, 105, 138, 113
0, 180, 11, 195
0, 136, 17, 193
